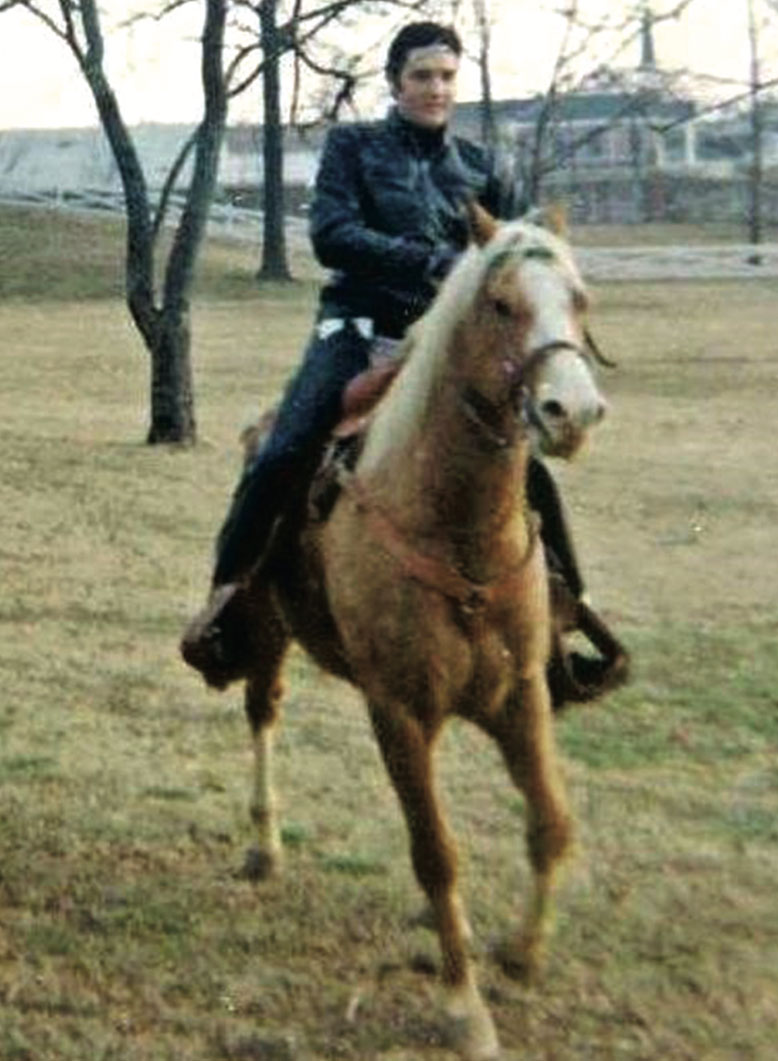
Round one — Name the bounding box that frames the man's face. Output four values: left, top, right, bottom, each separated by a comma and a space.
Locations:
393, 46, 459, 129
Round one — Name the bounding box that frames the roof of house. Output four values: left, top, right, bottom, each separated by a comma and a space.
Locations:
452, 91, 696, 131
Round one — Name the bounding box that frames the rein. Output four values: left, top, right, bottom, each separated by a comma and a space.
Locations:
337, 469, 539, 615
584, 327, 618, 368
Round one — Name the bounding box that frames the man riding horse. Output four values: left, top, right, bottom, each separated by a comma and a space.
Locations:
181, 20, 627, 706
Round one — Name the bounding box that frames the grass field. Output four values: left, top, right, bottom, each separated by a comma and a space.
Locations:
0, 206, 776, 1060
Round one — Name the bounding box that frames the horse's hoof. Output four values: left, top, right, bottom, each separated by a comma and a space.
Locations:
240, 846, 280, 881
445, 981, 501, 1061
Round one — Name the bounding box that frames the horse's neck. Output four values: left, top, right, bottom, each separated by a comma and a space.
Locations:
356, 373, 531, 578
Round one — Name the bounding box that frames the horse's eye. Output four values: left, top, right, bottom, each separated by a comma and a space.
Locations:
493, 297, 512, 318
572, 288, 589, 314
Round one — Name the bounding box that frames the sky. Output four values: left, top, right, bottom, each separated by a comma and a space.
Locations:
0, 0, 774, 131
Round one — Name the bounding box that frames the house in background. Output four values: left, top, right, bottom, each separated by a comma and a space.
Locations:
452, 10, 698, 174
452, 8, 778, 223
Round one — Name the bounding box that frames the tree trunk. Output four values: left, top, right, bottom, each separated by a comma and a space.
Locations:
258, 0, 292, 281
145, 311, 197, 444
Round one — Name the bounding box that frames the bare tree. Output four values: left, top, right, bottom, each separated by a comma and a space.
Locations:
1, 0, 228, 445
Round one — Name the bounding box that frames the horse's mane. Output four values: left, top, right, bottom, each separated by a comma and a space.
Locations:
359, 218, 581, 470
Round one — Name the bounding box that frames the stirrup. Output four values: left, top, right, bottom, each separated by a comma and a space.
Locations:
548, 582, 630, 711
548, 642, 630, 712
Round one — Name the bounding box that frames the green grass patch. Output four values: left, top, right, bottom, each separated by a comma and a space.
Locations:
280, 822, 311, 848
558, 622, 778, 771
318, 852, 387, 877
0, 755, 60, 782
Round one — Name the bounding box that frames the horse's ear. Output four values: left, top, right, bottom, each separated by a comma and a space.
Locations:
466, 200, 499, 247
545, 202, 569, 238
524, 202, 569, 238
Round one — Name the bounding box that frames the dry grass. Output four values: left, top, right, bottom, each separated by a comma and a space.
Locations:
0, 206, 776, 1060
572, 219, 778, 247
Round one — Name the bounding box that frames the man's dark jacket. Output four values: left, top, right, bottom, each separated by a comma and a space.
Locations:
309, 108, 505, 338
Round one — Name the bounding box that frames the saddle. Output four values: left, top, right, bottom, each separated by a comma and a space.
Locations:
308, 358, 401, 521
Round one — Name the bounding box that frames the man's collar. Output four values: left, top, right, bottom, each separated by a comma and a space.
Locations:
386, 106, 451, 154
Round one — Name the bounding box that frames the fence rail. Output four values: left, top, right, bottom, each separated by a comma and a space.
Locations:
0, 188, 309, 243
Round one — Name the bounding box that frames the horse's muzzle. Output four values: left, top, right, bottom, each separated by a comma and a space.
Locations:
523, 345, 607, 459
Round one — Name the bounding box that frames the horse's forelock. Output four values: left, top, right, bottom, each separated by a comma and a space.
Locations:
410, 221, 573, 365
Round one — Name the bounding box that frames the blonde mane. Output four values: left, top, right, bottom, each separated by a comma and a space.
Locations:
359, 218, 580, 472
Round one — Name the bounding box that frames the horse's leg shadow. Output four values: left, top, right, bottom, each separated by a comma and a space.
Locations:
369, 701, 499, 1061
486, 677, 574, 982
241, 583, 290, 882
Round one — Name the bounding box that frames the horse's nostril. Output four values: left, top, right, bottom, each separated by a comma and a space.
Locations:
594, 400, 607, 424
541, 399, 566, 420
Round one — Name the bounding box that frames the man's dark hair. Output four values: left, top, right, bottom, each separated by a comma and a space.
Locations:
385, 22, 463, 87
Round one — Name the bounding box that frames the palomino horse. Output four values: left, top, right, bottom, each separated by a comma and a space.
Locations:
237, 206, 607, 1060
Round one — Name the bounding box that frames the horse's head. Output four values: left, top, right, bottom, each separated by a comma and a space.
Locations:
447, 203, 607, 460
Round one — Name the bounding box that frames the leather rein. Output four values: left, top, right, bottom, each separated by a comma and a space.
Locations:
337, 468, 540, 615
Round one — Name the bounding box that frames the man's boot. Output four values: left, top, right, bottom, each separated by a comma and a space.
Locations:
546, 573, 630, 712
180, 582, 254, 690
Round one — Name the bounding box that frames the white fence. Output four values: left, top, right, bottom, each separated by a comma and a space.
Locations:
0, 124, 318, 199
0, 185, 310, 244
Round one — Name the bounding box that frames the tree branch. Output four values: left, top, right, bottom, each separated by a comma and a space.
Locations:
293, 42, 357, 119
226, 0, 425, 99
6, 0, 69, 40
152, 128, 199, 242
653, 75, 778, 133
57, 0, 83, 56
119, 0, 197, 27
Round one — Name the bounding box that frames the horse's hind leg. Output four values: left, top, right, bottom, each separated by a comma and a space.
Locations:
242, 588, 290, 881
488, 676, 573, 980
369, 703, 499, 1061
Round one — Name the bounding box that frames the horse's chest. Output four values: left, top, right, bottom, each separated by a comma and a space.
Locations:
447, 624, 516, 713
450, 594, 550, 709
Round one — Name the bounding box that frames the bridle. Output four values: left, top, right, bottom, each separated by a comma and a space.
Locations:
335, 262, 616, 612
460, 334, 612, 453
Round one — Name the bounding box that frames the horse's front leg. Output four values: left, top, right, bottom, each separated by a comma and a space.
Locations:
488, 673, 573, 981
242, 591, 290, 881
369, 702, 499, 1061
243, 698, 283, 880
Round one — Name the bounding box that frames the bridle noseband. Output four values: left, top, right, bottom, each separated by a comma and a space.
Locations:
460, 337, 603, 452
